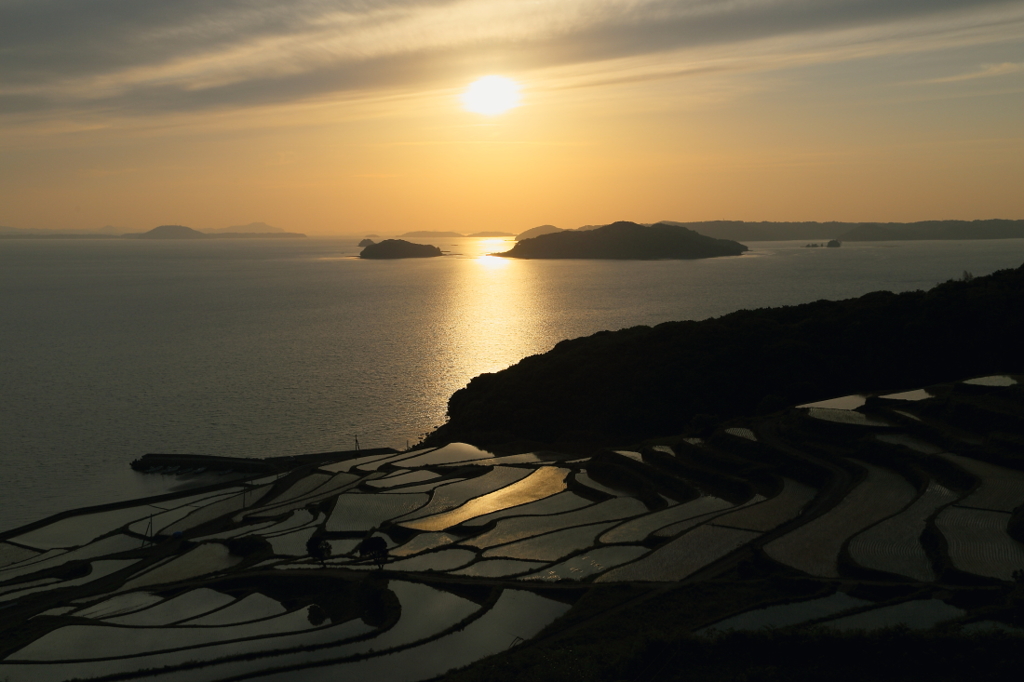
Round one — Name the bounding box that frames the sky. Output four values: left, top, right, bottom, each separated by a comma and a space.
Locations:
1, 0, 1022, 235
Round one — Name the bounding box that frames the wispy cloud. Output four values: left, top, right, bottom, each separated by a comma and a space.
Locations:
2, 0, 1022, 118
925, 61, 1024, 83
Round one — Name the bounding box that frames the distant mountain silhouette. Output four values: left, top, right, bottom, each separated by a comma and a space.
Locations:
358, 238, 376, 247
658, 219, 1024, 242
123, 224, 305, 239
131, 225, 207, 239
399, 231, 464, 238
468, 231, 514, 237
500, 221, 748, 260
839, 220, 1024, 241
360, 239, 443, 259
516, 225, 564, 240
205, 222, 284, 234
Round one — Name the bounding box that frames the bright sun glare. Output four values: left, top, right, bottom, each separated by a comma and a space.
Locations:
461, 76, 521, 115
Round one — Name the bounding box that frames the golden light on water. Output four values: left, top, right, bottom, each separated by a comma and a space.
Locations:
477, 254, 511, 269
461, 76, 521, 115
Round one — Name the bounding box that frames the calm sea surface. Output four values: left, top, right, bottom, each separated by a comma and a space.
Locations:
3, 236, 1024, 532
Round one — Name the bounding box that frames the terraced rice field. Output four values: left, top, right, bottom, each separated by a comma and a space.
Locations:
653, 496, 765, 538
939, 453, 1024, 512
325, 492, 429, 532
450, 559, 548, 578
73, 591, 164, 620
163, 486, 272, 534
104, 588, 236, 625
4, 377, 1024, 681
391, 532, 458, 557
386, 549, 477, 572
875, 433, 945, 454
266, 527, 318, 556
394, 442, 495, 468
805, 408, 890, 427
0, 542, 40, 569
847, 482, 958, 581
799, 395, 866, 410
699, 592, 871, 633
880, 389, 932, 401
574, 471, 628, 496
365, 470, 440, 489
763, 463, 916, 577
397, 467, 533, 523
713, 479, 817, 532
119, 544, 241, 591
11, 506, 168, 549
600, 496, 734, 543
524, 546, 650, 582
597, 525, 759, 582
182, 592, 287, 625
1, 560, 138, 602
461, 490, 592, 526
483, 522, 619, 562
465, 497, 647, 548
935, 506, 1024, 581
963, 375, 1017, 387
725, 427, 757, 441
400, 467, 570, 531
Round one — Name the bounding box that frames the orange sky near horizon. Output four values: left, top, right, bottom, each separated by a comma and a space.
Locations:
1, 0, 1022, 235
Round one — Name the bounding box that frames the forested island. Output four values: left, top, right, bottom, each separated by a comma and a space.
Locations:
499, 221, 747, 260
359, 239, 443, 259
425, 263, 1024, 449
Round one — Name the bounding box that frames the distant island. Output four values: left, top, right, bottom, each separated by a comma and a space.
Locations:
398, 230, 464, 238
516, 225, 565, 240
467, 231, 514, 237
359, 239, 443, 259
658, 219, 1024, 242
499, 221, 747, 260
123, 225, 306, 239
358, 238, 376, 247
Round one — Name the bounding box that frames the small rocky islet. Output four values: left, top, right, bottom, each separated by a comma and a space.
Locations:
358, 239, 443, 259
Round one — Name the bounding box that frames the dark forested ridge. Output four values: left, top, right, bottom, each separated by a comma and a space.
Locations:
499, 221, 747, 259
425, 263, 1024, 448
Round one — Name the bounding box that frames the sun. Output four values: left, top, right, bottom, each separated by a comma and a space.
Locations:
461, 76, 521, 115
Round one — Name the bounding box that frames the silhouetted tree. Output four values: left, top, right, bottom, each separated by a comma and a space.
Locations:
305, 536, 332, 568
357, 535, 389, 569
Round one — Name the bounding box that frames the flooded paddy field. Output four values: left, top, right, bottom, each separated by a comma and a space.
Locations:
2, 375, 1024, 680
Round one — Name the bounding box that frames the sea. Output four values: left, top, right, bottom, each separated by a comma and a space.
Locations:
3, 236, 1024, 533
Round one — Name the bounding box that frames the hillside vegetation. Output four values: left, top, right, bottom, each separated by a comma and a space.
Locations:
425, 264, 1024, 448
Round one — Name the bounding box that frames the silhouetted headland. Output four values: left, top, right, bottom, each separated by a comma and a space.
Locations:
516, 224, 565, 240
499, 221, 748, 260
359, 239, 443, 259
424, 263, 1024, 449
